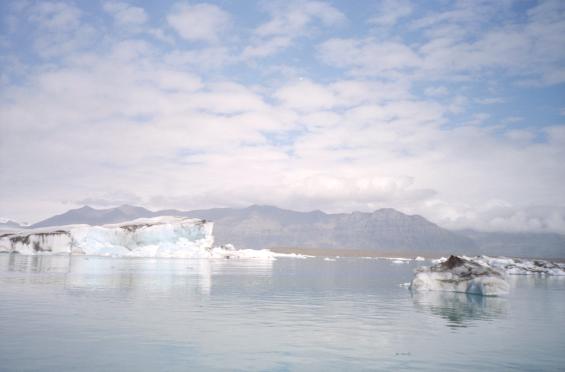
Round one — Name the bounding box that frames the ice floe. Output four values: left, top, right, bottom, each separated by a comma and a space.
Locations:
410, 255, 510, 296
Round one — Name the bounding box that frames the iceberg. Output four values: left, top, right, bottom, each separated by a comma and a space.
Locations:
410, 255, 510, 296
0, 216, 301, 259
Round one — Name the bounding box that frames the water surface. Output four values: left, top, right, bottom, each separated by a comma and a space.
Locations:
0, 255, 564, 371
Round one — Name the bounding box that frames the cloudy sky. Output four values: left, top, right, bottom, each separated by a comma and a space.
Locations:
1, 0, 564, 232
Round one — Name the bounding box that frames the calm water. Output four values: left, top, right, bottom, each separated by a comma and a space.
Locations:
0, 255, 564, 371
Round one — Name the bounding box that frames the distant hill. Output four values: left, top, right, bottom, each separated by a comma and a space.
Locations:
31, 205, 154, 228
31, 204, 477, 255
180, 205, 477, 255
27, 204, 564, 258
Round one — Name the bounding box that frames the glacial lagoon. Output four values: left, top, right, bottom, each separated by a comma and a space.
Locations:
0, 254, 564, 371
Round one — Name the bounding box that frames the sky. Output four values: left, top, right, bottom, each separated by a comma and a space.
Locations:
0, 0, 564, 232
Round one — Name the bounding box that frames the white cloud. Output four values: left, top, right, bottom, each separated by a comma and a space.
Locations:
2, 52, 565, 233
319, 1, 565, 85
274, 79, 411, 112
255, 1, 345, 37
275, 80, 336, 111
167, 2, 231, 43
20, 2, 97, 59
243, 1, 345, 59
103, 1, 148, 27
28, 1, 82, 31
1, 0, 564, 236
165, 47, 231, 69
504, 129, 535, 143
241, 36, 292, 59
424, 86, 448, 97
475, 97, 505, 105
369, 0, 412, 27
318, 38, 420, 75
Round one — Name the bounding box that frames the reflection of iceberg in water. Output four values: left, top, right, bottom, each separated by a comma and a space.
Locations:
0, 254, 274, 296
507, 274, 565, 290
411, 291, 508, 328
64, 257, 213, 294
1, 253, 72, 274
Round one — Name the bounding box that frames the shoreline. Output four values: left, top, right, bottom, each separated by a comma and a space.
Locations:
269, 247, 434, 259
269, 247, 565, 262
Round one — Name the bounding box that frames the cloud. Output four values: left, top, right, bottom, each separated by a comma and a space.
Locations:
75, 191, 143, 207
165, 47, 231, 69
28, 1, 82, 31
369, 0, 413, 27
17, 1, 97, 59
1, 0, 564, 236
241, 36, 292, 59
103, 1, 148, 28
424, 86, 448, 97
475, 97, 505, 105
274, 79, 410, 112
167, 2, 231, 43
318, 38, 421, 76
242, 0, 345, 59
275, 80, 336, 111
318, 0, 565, 85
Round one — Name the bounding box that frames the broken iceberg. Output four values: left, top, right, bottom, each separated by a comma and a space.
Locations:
410, 255, 510, 296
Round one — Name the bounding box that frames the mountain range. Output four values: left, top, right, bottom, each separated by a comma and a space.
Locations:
19, 204, 565, 258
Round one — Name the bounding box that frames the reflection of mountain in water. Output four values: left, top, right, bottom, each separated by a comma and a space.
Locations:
411, 291, 508, 328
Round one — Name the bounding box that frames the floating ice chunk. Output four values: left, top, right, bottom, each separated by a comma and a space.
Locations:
273, 252, 313, 259
392, 259, 408, 264
324, 257, 337, 262
431, 256, 447, 265
385, 257, 411, 264
415, 256, 426, 261
410, 255, 510, 296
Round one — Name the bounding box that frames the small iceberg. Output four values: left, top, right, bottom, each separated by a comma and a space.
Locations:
410, 255, 510, 296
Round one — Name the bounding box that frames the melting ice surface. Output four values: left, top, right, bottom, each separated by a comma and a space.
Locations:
1, 255, 564, 371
